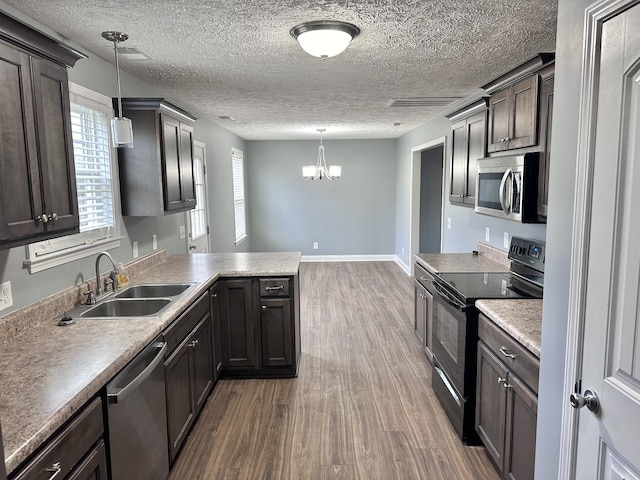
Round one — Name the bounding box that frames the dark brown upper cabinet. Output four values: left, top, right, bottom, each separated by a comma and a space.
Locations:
447, 98, 488, 206
115, 98, 197, 216
0, 13, 85, 250
482, 53, 554, 154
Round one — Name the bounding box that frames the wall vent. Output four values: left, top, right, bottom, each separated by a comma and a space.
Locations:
112, 46, 153, 60
387, 97, 461, 107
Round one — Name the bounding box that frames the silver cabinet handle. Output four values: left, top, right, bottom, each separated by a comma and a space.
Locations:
211, 293, 218, 298
188, 339, 199, 348
264, 285, 284, 291
418, 293, 426, 299
499, 346, 516, 359
37, 213, 49, 224
497, 377, 512, 389
262, 305, 267, 311
45, 462, 62, 480
419, 276, 428, 281
49, 213, 58, 222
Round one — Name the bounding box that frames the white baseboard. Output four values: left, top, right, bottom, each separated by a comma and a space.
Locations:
300, 254, 412, 276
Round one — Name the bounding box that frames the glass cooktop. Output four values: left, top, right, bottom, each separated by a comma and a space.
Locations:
436, 272, 543, 302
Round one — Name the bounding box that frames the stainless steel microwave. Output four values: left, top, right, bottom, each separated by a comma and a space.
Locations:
475, 153, 539, 222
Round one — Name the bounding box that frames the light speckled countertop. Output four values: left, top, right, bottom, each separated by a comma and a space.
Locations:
414, 253, 509, 274
0, 252, 300, 475
475, 299, 542, 357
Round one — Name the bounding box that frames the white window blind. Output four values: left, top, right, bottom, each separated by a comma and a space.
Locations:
190, 154, 207, 240
72, 103, 115, 233
232, 148, 247, 244
24, 83, 122, 273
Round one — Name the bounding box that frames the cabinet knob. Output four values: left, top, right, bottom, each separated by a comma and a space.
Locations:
262, 305, 267, 311
188, 339, 199, 348
49, 212, 58, 222
497, 377, 512, 389
37, 213, 49, 224
211, 293, 218, 298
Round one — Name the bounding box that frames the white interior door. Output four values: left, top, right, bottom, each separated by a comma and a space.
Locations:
187, 141, 210, 253
573, 3, 640, 478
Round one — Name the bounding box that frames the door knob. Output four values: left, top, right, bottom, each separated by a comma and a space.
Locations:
570, 388, 599, 413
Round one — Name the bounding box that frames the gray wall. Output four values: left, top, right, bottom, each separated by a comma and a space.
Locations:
534, 0, 589, 477
0, 3, 246, 314
419, 147, 443, 253
394, 115, 547, 267
245, 139, 396, 256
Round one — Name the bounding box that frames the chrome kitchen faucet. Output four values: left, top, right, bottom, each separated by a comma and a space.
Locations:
94, 251, 119, 297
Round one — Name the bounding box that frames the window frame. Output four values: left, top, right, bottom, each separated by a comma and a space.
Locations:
23, 82, 123, 274
232, 147, 247, 245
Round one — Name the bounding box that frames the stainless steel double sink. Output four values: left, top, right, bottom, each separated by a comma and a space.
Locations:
73, 283, 195, 319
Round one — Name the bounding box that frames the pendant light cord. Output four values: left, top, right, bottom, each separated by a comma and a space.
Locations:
113, 39, 124, 120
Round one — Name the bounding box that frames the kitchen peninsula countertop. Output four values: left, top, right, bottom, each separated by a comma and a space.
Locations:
0, 252, 300, 474
475, 299, 543, 357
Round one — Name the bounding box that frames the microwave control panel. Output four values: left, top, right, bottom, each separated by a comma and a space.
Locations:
508, 236, 545, 272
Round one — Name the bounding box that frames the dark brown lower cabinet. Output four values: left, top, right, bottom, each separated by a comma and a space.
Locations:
476, 340, 538, 480
219, 276, 300, 378
163, 293, 214, 462
11, 398, 105, 480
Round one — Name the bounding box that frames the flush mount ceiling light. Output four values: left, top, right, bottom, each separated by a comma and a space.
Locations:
303, 129, 341, 180
102, 31, 133, 147
290, 20, 360, 59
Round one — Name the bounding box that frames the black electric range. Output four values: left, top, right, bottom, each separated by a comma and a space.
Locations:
430, 236, 544, 444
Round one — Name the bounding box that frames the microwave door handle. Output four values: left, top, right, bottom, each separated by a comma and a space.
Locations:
499, 168, 512, 216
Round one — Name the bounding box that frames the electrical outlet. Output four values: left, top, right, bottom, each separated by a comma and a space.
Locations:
152, 234, 158, 250
447, 217, 452, 230
503, 232, 510, 249
179, 225, 186, 240
485, 227, 491, 242
0, 281, 13, 312
132, 241, 139, 259
401, 247, 405, 255
313, 242, 319, 250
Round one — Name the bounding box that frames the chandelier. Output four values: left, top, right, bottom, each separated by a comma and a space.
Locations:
302, 129, 341, 180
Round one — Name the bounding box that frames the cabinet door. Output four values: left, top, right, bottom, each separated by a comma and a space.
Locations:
487, 89, 511, 152
414, 280, 427, 349
66, 441, 108, 480
161, 115, 184, 212
220, 279, 256, 368
449, 119, 467, 203
31, 57, 78, 234
504, 373, 537, 480
191, 316, 214, 414
164, 341, 195, 462
476, 342, 509, 469
179, 122, 196, 209
509, 75, 538, 150
210, 283, 223, 380
260, 298, 293, 367
0, 43, 42, 243
537, 74, 554, 220
465, 111, 486, 203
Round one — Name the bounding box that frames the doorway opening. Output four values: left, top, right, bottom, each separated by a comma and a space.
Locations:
409, 137, 446, 275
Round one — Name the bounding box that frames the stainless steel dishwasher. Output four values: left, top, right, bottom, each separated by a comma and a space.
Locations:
106, 335, 169, 480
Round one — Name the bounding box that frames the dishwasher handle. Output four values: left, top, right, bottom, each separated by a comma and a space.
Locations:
107, 341, 167, 404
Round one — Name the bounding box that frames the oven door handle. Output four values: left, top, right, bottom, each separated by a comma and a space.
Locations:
499, 168, 512, 216
433, 282, 467, 312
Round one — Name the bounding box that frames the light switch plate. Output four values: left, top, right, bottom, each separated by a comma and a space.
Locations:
485, 227, 490, 242
179, 225, 186, 240
0, 281, 13, 312
152, 235, 157, 251
447, 217, 452, 230
132, 241, 139, 259
503, 232, 510, 249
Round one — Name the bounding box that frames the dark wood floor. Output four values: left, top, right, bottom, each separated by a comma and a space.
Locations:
168, 262, 499, 480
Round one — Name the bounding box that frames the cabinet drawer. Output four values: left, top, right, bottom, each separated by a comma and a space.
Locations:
13, 397, 103, 480
414, 262, 434, 289
478, 314, 539, 394
164, 292, 209, 355
258, 278, 290, 297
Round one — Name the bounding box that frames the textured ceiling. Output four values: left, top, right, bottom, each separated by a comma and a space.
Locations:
3, 0, 558, 140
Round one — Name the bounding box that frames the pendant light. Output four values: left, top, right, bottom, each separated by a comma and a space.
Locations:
290, 20, 360, 59
102, 31, 133, 147
302, 129, 341, 180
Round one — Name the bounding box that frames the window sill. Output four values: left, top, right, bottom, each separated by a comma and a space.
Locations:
24, 236, 124, 274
